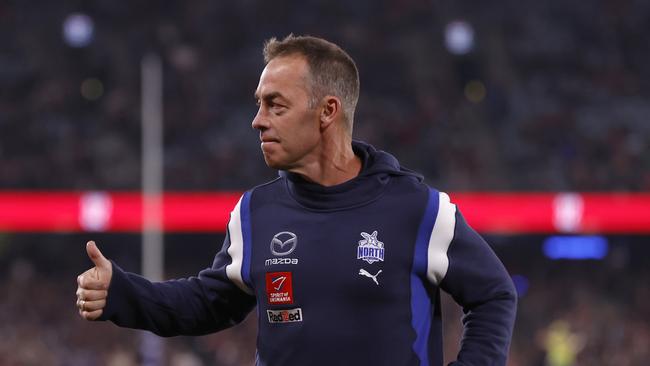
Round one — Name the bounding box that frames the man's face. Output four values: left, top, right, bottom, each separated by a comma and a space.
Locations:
252, 55, 321, 170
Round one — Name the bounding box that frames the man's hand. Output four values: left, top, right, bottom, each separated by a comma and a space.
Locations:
76, 241, 112, 320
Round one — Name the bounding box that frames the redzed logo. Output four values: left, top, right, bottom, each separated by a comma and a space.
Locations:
267, 308, 303, 323
265, 272, 294, 305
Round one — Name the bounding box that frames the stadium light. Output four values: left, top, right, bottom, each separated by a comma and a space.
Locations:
444, 20, 475, 55
543, 236, 609, 260
62, 13, 95, 48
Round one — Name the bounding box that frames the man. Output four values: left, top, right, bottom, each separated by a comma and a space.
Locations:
76, 35, 517, 365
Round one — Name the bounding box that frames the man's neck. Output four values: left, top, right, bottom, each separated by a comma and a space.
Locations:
290, 139, 362, 187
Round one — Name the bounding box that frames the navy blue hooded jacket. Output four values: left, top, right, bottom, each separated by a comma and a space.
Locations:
100, 141, 517, 366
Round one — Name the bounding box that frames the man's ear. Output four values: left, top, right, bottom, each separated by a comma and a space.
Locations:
320, 96, 342, 129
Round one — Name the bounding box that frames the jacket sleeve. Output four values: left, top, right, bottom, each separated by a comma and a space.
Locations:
99, 231, 256, 337
428, 192, 517, 366
98, 197, 257, 337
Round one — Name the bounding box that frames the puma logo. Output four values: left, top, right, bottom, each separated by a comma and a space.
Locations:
359, 269, 383, 285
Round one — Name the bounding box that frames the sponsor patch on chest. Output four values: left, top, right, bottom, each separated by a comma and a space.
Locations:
265, 271, 294, 305
267, 308, 303, 323
265, 231, 299, 266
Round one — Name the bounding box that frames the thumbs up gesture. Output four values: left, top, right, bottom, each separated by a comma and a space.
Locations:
76, 241, 113, 320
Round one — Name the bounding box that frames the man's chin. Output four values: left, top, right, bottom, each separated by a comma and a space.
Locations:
262, 155, 285, 170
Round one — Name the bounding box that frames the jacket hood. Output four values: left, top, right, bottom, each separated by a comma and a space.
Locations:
279, 140, 422, 210
351, 140, 423, 182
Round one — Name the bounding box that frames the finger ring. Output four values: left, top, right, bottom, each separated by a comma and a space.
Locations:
79, 299, 85, 309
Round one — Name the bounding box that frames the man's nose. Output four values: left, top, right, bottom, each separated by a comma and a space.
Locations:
252, 110, 267, 130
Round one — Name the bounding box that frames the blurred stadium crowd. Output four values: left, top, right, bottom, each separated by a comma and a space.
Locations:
1, 0, 649, 365
1, 0, 649, 191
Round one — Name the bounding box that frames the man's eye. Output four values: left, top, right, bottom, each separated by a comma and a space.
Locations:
272, 105, 286, 115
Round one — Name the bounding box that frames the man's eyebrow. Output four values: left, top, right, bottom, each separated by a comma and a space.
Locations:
254, 91, 287, 103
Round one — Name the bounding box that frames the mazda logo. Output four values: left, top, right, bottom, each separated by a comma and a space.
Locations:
270, 231, 297, 256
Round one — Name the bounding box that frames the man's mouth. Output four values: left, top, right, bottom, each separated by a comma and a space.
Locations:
260, 136, 280, 144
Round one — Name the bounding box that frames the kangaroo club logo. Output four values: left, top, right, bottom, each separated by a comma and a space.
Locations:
357, 231, 385, 264
271, 231, 298, 256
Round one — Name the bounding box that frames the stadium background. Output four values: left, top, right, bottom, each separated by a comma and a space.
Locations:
1, 0, 649, 365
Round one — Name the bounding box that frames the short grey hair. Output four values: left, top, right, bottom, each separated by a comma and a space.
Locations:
263, 35, 360, 132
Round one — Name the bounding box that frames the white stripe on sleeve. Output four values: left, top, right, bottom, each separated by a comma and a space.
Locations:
426, 191, 457, 286
225, 196, 253, 294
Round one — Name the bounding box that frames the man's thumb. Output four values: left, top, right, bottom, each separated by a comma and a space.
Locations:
86, 241, 110, 268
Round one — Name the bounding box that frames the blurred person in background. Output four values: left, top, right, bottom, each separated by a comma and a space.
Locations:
76, 35, 517, 365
